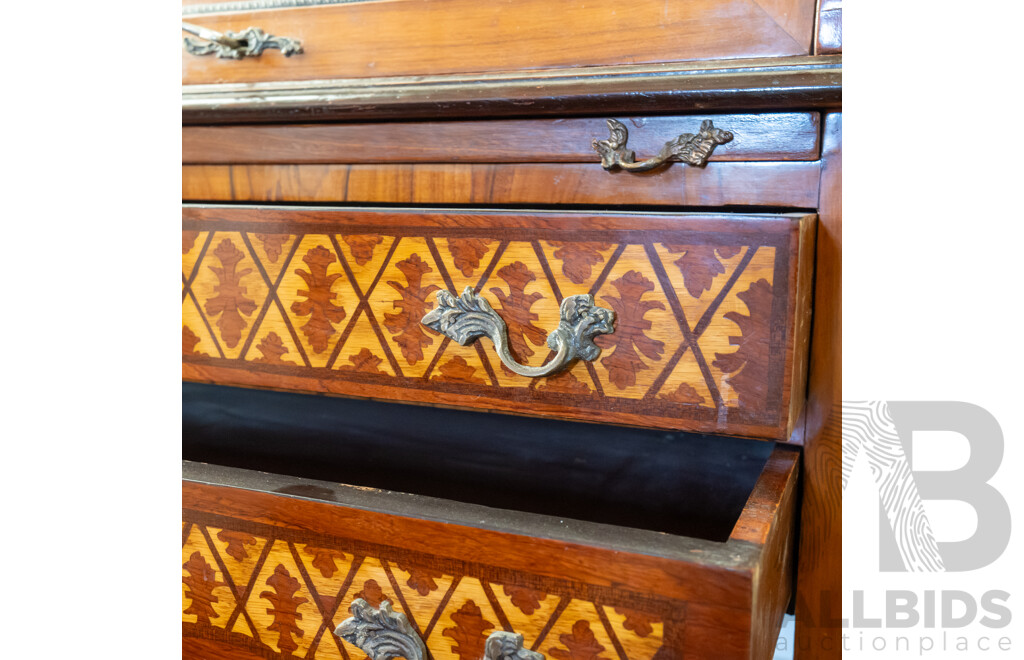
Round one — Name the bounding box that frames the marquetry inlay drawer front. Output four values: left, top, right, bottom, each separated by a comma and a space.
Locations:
182, 206, 814, 440
182, 450, 798, 660
181, 0, 817, 86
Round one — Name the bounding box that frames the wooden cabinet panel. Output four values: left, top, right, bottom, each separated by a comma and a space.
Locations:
182, 162, 821, 207
182, 206, 814, 440
181, 0, 818, 85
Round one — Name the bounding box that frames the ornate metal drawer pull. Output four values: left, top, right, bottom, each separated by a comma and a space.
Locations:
421, 287, 615, 378
592, 118, 733, 171
337, 599, 544, 660
182, 21, 303, 59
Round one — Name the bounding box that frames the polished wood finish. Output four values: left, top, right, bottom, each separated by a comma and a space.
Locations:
183, 114, 820, 165
182, 207, 815, 440
183, 448, 798, 659
183, 56, 842, 124
180, 3, 840, 648
795, 112, 841, 659
815, 0, 843, 54
182, 161, 821, 208
182, 0, 816, 86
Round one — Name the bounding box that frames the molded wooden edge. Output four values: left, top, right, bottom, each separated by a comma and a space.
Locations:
182, 460, 776, 605
182, 55, 841, 124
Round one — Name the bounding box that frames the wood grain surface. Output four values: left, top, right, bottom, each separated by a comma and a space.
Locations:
182, 448, 797, 660
181, 0, 817, 85
795, 113, 841, 659
182, 161, 822, 208
182, 207, 815, 440
182, 114, 820, 164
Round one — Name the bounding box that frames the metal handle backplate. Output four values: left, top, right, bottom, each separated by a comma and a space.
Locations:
592, 118, 733, 171
182, 21, 303, 59
337, 599, 544, 660
421, 287, 615, 378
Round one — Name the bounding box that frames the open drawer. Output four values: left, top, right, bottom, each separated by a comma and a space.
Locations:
182, 384, 798, 660
181, 455, 797, 660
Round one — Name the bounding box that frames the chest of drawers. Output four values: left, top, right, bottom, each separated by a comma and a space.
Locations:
183, 1, 842, 657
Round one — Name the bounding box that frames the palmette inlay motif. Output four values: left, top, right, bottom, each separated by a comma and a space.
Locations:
422, 288, 615, 378
337, 600, 543, 660
182, 516, 668, 660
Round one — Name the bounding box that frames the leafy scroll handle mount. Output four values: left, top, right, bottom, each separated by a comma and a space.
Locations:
182, 22, 303, 59
336, 599, 544, 660
592, 118, 734, 172
421, 287, 615, 378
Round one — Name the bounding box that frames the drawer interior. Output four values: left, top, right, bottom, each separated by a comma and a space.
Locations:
185, 382, 775, 542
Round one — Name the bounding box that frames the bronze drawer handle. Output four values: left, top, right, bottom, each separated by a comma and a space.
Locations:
421, 287, 615, 378
592, 118, 733, 171
338, 599, 544, 660
182, 21, 303, 59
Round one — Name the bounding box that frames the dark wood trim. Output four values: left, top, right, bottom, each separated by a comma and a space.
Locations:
182, 56, 841, 124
